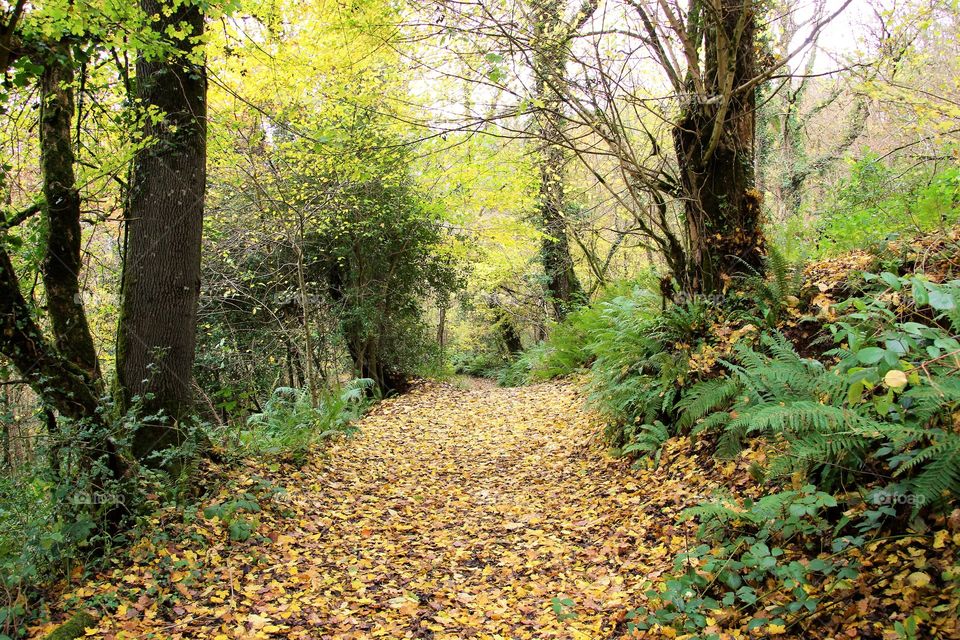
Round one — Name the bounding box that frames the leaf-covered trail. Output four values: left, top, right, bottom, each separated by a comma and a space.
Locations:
37, 382, 713, 639
298, 381, 653, 639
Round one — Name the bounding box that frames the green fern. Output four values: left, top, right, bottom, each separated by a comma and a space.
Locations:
691, 410, 731, 437
677, 377, 740, 431
736, 248, 806, 326
622, 420, 671, 466
894, 431, 960, 510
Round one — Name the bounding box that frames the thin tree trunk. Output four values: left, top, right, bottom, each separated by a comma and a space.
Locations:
39, 41, 102, 385
118, 0, 206, 461
532, 0, 584, 319
294, 238, 318, 407
437, 305, 446, 350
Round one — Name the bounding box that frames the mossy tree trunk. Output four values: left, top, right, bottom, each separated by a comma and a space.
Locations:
673, 0, 765, 295
40, 41, 103, 386
531, 0, 586, 319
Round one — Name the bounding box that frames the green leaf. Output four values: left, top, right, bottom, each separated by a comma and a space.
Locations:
880, 272, 902, 290
847, 380, 864, 405
229, 519, 254, 542
856, 347, 886, 365
912, 279, 929, 306
928, 288, 955, 311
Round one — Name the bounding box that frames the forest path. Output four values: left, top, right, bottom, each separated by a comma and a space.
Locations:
41, 381, 709, 640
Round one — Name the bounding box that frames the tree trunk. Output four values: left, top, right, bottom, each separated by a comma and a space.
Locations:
490, 303, 523, 355
118, 0, 206, 462
673, 0, 765, 294
532, 0, 584, 319
40, 41, 102, 385
436, 304, 446, 350
294, 236, 319, 407
0, 248, 128, 517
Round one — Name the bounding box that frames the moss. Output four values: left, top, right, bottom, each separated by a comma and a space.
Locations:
44, 611, 96, 640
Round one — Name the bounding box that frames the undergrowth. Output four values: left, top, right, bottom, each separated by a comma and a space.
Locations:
0, 379, 374, 637
506, 231, 960, 637
235, 378, 374, 462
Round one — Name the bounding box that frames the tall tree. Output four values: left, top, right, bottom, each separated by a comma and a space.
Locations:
670, 0, 764, 293
40, 40, 103, 385
529, 0, 592, 318
118, 0, 207, 461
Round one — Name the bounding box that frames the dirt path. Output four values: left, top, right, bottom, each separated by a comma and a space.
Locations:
33, 382, 708, 639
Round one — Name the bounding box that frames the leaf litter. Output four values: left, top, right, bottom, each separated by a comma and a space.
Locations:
30, 379, 960, 639
30, 381, 714, 639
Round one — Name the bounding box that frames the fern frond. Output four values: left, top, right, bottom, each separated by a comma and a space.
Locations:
900, 433, 960, 510
677, 377, 740, 431
691, 410, 731, 437
622, 420, 671, 466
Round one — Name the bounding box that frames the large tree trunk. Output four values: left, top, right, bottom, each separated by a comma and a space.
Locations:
118, 0, 206, 462
673, 0, 765, 294
532, 0, 584, 319
40, 41, 102, 385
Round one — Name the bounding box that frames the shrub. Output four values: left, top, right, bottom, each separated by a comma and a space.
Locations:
629, 487, 862, 637
817, 156, 960, 255
237, 379, 374, 461
450, 350, 507, 378
677, 273, 960, 511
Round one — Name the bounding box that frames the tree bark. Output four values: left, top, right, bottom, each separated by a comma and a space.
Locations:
0, 248, 127, 507
673, 0, 765, 294
532, 0, 585, 319
118, 0, 206, 461
40, 41, 102, 385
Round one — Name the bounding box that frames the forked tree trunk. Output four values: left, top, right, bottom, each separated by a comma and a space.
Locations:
118, 0, 206, 462
0, 248, 128, 523
673, 0, 765, 294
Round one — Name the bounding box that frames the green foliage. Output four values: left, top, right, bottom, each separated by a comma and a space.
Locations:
494, 347, 543, 387
678, 273, 960, 512
736, 247, 806, 327
621, 421, 670, 467
0, 399, 148, 637
629, 487, 860, 637
202, 114, 463, 397
523, 303, 607, 379
450, 350, 507, 378
236, 379, 374, 462
586, 296, 707, 453
817, 155, 960, 255
489, 284, 661, 388
203, 494, 262, 542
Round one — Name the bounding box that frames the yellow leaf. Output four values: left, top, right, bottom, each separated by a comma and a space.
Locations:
933, 530, 948, 549
907, 571, 931, 588
884, 369, 909, 389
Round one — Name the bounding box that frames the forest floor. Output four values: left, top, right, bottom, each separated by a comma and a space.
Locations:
30, 381, 721, 639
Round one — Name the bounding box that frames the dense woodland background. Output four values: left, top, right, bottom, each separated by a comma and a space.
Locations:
0, 0, 959, 637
